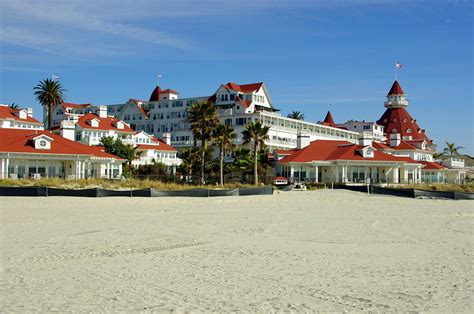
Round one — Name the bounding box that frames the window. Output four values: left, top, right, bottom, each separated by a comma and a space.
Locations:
230, 94, 235, 101
406, 128, 412, 133
391, 129, 398, 133
392, 118, 397, 122
363, 125, 371, 130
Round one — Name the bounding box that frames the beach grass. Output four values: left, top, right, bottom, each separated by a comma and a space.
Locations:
0, 178, 254, 190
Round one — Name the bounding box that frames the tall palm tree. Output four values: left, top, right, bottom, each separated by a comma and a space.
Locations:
9, 103, 18, 110
212, 123, 235, 186
186, 101, 218, 184
243, 120, 270, 186
34, 78, 66, 129
443, 142, 463, 157
287, 111, 304, 120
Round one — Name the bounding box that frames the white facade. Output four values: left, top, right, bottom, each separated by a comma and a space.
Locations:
0, 105, 44, 130
338, 120, 385, 142
102, 82, 359, 151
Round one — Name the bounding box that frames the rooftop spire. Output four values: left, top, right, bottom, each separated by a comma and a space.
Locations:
323, 111, 335, 127
387, 80, 405, 96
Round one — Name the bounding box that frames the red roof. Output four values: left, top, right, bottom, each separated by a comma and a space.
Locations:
387, 80, 405, 96
279, 140, 417, 164
322, 111, 335, 127
224, 82, 263, 93
136, 138, 176, 152
149, 86, 178, 102
377, 107, 431, 143
149, 86, 162, 101
275, 149, 298, 155
77, 113, 134, 132
392, 141, 418, 150
372, 141, 394, 150
161, 89, 178, 94
0, 106, 41, 124
61, 102, 91, 109
0, 129, 121, 159
420, 161, 447, 170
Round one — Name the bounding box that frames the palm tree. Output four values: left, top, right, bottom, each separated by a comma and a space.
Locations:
212, 123, 235, 186
443, 142, 463, 157
9, 103, 18, 110
243, 120, 270, 185
34, 78, 66, 129
287, 111, 304, 120
186, 101, 218, 184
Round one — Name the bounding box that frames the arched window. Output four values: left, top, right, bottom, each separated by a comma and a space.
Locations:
403, 118, 407, 122
406, 128, 412, 133
391, 129, 398, 133
392, 118, 397, 123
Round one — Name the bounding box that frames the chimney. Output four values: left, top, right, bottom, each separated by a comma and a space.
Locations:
296, 132, 310, 149
162, 132, 171, 145
60, 119, 76, 141
389, 133, 401, 147
98, 105, 107, 118
358, 136, 373, 147
27, 108, 33, 117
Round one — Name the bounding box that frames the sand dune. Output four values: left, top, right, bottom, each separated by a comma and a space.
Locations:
1, 190, 472, 312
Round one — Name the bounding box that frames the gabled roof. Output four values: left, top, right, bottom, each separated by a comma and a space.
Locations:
420, 161, 447, 170
136, 138, 176, 152
224, 82, 263, 93
61, 102, 91, 109
77, 113, 134, 132
0, 129, 121, 159
387, 80, 405, 96
377, 107, 432, 143
161, 89, 178, 94
322, 111, 335, 127
279, 140, 417, 164
0, 106, 41, 124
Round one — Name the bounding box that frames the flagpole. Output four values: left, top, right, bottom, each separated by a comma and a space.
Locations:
395, 61, 398, 81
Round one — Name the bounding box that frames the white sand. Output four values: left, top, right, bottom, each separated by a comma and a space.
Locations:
1, 190, 472, 312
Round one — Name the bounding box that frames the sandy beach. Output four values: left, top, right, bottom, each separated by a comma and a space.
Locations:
1, 190, 472, 312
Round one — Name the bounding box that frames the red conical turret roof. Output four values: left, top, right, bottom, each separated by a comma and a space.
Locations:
387, 80, 405, 96
322, 111, 335, 127
149, 85, 162, 101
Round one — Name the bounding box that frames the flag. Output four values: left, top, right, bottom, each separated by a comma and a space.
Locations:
157, 74, 162, 78
396, 61, 403, 68
52, 74, 60, 81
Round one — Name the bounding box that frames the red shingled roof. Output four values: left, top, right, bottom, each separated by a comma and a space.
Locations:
61, 102, 91, 109
224, 82, 263, 93
420, 161, 447, 170
322, 111, 335, 127
377, 107, 431, 143
387, 80, 405, 96
372, 142, 394, 150
279, 140, 417, 164
0, 106, 41, 124
77, 113, 134, 132
0, 129, 121, 159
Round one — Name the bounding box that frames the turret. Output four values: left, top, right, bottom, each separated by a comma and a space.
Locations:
384, 80, 408, 108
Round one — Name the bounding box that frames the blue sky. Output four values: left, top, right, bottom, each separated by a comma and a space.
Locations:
1, 0, 473, 154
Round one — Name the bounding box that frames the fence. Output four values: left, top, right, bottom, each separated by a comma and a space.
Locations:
0, 186, 273, 198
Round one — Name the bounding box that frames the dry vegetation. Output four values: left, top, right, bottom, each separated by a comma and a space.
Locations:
398, 183, 474, 193
0, 178, 254, 190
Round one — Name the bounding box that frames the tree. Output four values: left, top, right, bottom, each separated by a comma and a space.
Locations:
242, 120, 270, 185
186, 101, 218, 184
287, 111, 304, 120
178, 147, 201, 177
212, 123, 235, 186
99, 136, 140, 166
34, 78, 66, 129
443, 142, 463, 157
9, 103, 18, 110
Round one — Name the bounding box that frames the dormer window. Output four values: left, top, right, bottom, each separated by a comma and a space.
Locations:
383, 119, 388, 123
403, 118, 407, 122
32, 134, 53, 150
406, 128, 412, 133
391, 129, 398, 133
88, 118, 99, 128
392, 118, 397, 123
